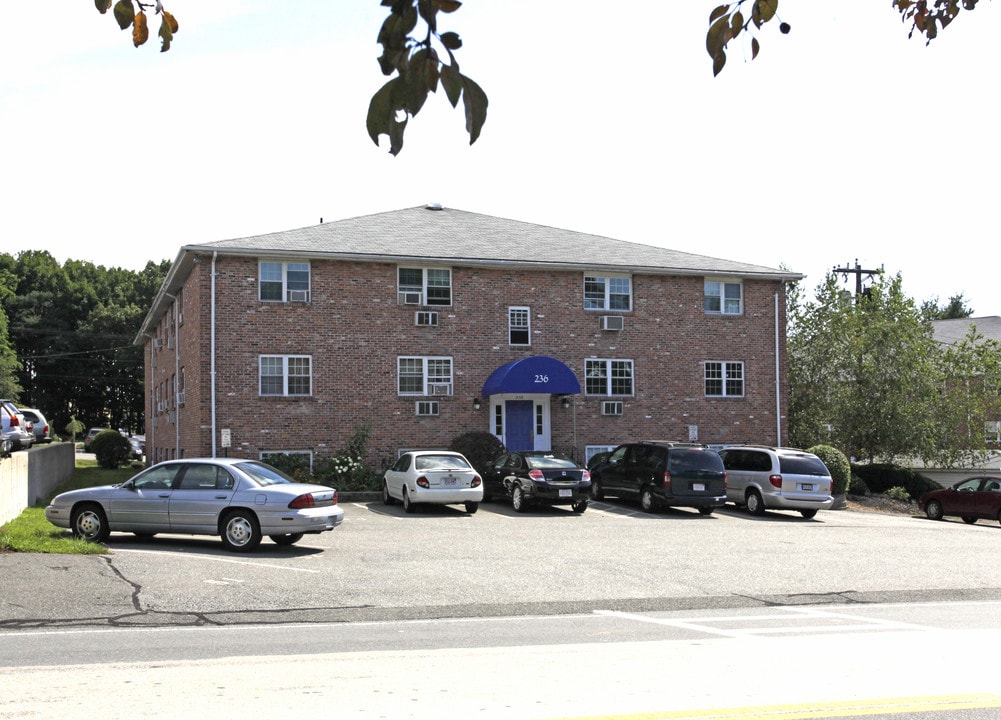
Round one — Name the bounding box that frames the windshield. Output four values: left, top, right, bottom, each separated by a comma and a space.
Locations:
415, 454, 472, 471
235, 461, 295, 486
526, 456, 577, 470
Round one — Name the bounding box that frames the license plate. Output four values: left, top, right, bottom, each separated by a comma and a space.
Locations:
693, 483, 705, 492
442, 477, 457, 487
802, 483, 813, 491
559, 489, 572, 497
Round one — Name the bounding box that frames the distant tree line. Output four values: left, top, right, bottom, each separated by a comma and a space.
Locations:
0, 251, 169, 440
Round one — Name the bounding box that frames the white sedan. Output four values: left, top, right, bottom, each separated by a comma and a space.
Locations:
383, 450, 483, 514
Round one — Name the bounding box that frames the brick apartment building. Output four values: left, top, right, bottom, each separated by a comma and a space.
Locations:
134, 205, 803, 469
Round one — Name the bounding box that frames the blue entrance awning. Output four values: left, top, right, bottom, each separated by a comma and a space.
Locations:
481, 356, 580, 397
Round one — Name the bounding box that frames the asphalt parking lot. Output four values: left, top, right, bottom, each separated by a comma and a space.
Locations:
3, 498, 1001, 630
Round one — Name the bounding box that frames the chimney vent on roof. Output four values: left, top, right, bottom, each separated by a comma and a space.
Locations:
426, 202, 443, 211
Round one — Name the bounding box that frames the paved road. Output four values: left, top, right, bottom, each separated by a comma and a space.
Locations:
3, 499, 1000, 629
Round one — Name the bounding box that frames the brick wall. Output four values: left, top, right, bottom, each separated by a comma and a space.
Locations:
145, 255, 789, 469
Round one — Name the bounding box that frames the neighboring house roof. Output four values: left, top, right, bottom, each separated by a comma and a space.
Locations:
136, 205, 804, 344
932, 316, 1001, 346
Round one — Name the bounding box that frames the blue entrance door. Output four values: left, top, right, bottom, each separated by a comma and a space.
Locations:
505, 400, 534, 452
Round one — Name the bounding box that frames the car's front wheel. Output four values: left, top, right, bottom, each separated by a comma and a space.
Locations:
221, 509, 262, 552
511, 485, 528, 513
590, 479, 604, 501
925, 499, 944, 521
71, 503, 110, 544
745, 490, 765, 516
270, 533, 304, 546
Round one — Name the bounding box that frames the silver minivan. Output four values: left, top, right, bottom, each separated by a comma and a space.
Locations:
717, 445, 834, 519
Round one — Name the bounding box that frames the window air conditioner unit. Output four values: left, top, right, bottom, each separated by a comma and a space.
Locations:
600, 315, 624, 331
167, 337, 175, 349
399, 291, 423, 305
153, 338, 163, 349
415, 311, 439, 327
177, 391, 186, 406
602, 401, 623, 416
415, 401, 440, 417
288, 290, 309, 302
429, 382, 452, 396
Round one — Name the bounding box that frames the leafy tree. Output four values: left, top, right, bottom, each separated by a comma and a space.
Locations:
707, 0, 989, 76
94, 1, 987, 153
921, 293, 974, 320
788, 271, 1001, 467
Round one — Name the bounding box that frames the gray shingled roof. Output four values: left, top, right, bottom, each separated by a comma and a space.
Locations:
932, 316, 1001, 346
184, 205, 798, 279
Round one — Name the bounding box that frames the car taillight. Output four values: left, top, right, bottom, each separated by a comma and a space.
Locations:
471, 475, 482, 488
769, 474, 783, 489
662, 471, 672, 491
417, 476, 430, 488
582, 469, 591, 482
723, 471, 728, 490
289, 493, 316, 509
528, 469, 545, 481
9, 415, 18, 427
332, 490, 339, 505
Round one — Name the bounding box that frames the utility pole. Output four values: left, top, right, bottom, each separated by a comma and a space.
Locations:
833, 259, 883, 301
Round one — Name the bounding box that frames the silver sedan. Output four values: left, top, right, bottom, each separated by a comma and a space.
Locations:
45, 458, 344, 552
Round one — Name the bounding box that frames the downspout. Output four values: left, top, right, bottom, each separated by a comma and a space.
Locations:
163, 293, 179, 456
211, 252, 218, 458
774, 291, 782, 446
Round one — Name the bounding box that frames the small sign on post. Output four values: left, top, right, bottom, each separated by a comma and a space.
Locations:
221, 428, 231, 457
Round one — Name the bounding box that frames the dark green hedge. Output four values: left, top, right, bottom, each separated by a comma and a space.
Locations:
850, 463, 942, 499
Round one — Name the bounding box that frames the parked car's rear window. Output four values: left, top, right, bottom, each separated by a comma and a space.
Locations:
526, 456, 577, 470
415, 454, 472, 471
236, 461, 295, 486
669, 448, 724, 474
779, 455, 829, 476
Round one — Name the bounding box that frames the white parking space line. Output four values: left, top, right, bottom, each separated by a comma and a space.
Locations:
594, 606, 935, 638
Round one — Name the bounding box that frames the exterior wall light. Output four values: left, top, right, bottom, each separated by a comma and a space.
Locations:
473, 398, 482, 410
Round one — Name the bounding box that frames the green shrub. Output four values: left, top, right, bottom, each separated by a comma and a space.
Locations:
885, 486, 912, 502
90, 430, 132, 469
450, 431, 506, 475
851, 463, 942, 500
848, 474, 870, 496
808, 444, 851, 495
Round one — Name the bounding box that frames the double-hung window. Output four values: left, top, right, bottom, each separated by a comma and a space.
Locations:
584, 359, 634, 396
398, 356, 453, 396
584, 275, 632, 311
704, 361, 744, 397
704, 279, 742, 315
398, 267, 452, 306
260, 261, 311, 302
260, 355, 312, 396
509, 306, 530, 345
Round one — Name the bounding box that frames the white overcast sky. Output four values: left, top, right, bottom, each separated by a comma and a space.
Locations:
2, 1, 998, 316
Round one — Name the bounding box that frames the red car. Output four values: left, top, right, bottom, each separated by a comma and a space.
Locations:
919, 475, 1001, 525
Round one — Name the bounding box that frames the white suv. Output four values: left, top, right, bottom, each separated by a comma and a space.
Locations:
717, 445, 834, 519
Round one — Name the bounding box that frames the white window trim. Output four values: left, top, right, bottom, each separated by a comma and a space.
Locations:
584, 358, 635, 397
704, 360, 745, 398
397, 266, 453, 307
259, 354, 313, 397
986, 420, 1001, 444
704, 278, 743, 315
259, 260, 311, 303
397, 356, 454, 396
508, 306, 531, 346
583, 274, 632, 312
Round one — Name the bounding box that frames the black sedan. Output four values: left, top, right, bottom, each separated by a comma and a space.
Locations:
919, 475, 1001, 525
483, 452, 591, 513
